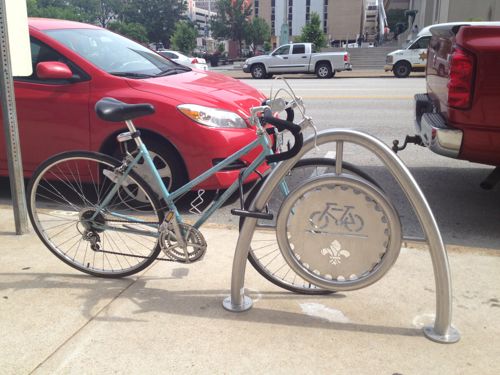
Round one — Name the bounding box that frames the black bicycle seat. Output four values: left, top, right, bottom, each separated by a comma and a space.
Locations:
95, 97, 155, 122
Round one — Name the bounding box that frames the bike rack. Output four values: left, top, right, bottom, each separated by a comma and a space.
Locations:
223, 129, 460, 344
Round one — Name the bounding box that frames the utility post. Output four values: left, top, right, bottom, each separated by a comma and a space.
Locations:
0, 0, 31, 234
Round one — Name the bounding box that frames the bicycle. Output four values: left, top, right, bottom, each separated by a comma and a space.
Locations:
27, 84, 348, 294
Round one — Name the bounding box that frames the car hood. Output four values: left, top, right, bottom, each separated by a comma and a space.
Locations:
387, 49, 406, 56
126, 70, 266, 119
245, 55, 270, 64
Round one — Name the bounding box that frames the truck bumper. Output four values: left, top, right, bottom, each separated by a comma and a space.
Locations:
344, 63, 352, 71
384, 64, 393, 72
242, 64, 250, 73
414, 93, 463, 158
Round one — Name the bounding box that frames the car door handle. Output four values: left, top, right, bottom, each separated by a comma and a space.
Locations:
283, 57, 288, 59
301, 56, 307, 59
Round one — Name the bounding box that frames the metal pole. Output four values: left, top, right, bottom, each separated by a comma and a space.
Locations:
0, 0, 29, 234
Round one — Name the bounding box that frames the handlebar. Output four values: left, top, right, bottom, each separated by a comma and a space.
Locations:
261, 108, 303, 163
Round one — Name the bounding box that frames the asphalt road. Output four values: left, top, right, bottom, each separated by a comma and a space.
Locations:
2, 77, 499, 250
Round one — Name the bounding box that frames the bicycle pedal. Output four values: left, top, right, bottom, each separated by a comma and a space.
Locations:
230, 209, 273, 220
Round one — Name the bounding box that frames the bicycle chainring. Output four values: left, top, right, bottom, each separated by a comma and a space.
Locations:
159, 222, 207, 263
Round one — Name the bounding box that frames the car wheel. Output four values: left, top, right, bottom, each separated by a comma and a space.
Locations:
393, 61, 411, 78
315, 62, 333, 78
115, 138, 187, 202
251, 64, 266, 79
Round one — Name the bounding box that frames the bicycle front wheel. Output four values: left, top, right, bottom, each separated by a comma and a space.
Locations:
28, 151, 164, 277
245, 158, 378, 294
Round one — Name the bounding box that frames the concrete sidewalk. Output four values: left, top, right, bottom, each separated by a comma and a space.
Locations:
1, 206, 499, 374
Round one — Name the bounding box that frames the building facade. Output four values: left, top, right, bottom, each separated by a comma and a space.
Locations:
408, 0, 500, 29
252, 0, 364, 47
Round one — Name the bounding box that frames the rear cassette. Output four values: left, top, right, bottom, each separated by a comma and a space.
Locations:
276, 174, 402, 291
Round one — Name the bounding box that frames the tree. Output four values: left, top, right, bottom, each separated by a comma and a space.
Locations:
122, 0, 187, 48
211, 0, 252, 56
28, 0, 124, 27
108, 21, 148, 44
72, 0, 124, 28
296, 12, 327, 49
27, 0, 85, 22
244, 17, 271, 54
170, 21, 197, 54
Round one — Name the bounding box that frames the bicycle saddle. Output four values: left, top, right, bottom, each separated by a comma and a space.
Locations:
95, 97, 155, 122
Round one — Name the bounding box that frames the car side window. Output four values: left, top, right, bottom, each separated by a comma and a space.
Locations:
409, 36, 430, 50
15, 37, 86, 83
292, 45, 305, 54
273, 46, 290, 56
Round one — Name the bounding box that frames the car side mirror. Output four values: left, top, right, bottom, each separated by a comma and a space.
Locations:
36, 61, 73, 80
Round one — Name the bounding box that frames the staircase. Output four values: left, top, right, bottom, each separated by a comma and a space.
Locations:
325, 46, 397, 70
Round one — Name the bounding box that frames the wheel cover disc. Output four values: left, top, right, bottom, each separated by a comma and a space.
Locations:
276, 174, 402, 291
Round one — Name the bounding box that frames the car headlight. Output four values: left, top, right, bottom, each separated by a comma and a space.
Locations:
177, 104, 247, 128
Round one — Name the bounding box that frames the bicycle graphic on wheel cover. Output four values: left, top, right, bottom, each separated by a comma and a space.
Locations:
309, 203, 364, 232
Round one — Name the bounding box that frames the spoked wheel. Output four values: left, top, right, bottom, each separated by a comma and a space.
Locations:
242, 158, 379, 294
27, 151, 164, 277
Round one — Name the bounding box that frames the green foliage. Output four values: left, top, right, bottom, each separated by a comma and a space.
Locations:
27, 0, 85, 22
27, 0, 188, 48
296, 12, 326, 49
108, 21, 148, 44
170, 21, 197, 54
263, 41, 272, 52
244, 17, 271, 53
27, 0, 123, 26
122, 0, 188, 48
211, 0, 252, 55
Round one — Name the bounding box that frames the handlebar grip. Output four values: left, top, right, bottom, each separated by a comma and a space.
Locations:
262, 109, 301, 135
261, 109, 303, 163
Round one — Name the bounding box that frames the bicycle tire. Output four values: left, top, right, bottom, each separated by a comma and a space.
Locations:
243, 157, 379, 294
27, 151, 164, 278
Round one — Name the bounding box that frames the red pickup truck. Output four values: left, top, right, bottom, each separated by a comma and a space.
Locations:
393, 22, 500, 188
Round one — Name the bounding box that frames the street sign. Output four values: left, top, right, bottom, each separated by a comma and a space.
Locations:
4, 0, 31, 76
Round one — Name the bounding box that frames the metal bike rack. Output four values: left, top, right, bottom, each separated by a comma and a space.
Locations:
223, 129, 460, 344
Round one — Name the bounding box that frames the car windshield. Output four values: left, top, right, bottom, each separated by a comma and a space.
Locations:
44, 28, 185, 77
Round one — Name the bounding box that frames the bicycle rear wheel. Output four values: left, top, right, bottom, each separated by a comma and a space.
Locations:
244, 158, 378, 294
27, 151, 164, 277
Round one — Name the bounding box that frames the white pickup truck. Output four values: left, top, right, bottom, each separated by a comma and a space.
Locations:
242, 43, 352, 79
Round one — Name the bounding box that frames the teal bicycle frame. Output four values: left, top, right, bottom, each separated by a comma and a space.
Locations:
94, 117, 276, 233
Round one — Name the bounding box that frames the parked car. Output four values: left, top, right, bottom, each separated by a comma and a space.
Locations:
384, 25, 432, 78
393, 22, 500, 188
0, 18, 269, 193
157, 49, 209, 71
242, 43, 352, 79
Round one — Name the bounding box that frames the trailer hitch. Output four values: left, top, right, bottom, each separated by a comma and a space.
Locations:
392, 135, 423, 153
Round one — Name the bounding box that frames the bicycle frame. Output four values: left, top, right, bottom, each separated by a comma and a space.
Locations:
94, 118, 275, 232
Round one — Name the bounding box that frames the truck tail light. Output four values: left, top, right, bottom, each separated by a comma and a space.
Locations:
191, 58, 199, 64
447, 48, 474, 109
343, 53, 349, 62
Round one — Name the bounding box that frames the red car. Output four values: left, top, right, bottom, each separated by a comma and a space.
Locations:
0, 18, 268, 192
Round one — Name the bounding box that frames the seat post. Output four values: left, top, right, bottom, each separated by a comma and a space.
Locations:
125, 120, 144, 148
